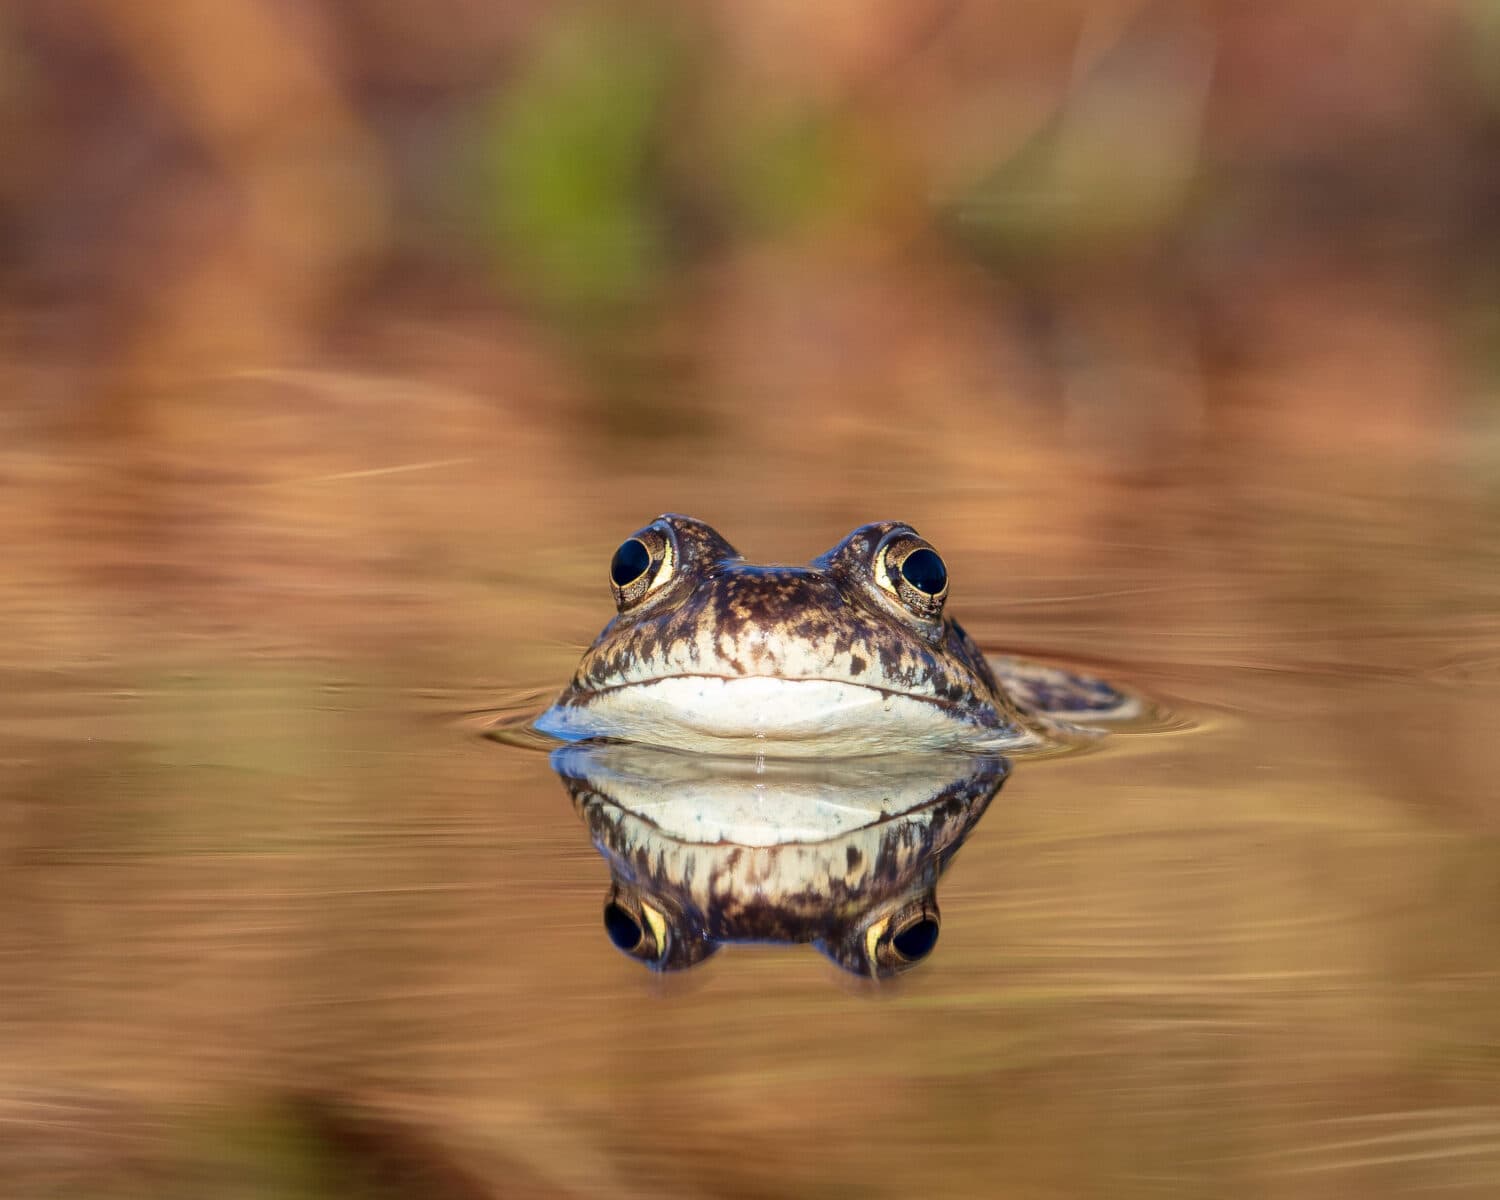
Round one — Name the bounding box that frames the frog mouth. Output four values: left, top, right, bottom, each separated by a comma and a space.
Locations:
534, 674, 1034, 758
566, 669, 973, 708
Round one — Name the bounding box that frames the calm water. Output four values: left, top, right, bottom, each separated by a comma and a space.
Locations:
4, 425, 1499, 1198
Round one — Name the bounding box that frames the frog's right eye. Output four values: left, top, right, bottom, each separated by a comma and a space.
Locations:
608, 527, 675, 611
609, 538, 651, 587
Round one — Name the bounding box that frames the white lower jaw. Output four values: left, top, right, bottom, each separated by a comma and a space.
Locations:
533, 675, 1035, 758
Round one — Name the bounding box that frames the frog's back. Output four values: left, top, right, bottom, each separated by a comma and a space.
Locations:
991, 657, 1143, 724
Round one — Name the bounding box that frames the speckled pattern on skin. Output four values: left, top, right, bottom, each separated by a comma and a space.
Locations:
537, 514, 1138, 755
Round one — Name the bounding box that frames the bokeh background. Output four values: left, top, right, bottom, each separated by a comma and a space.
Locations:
5, 0, 1500, 642
4, 2, 1500, 1197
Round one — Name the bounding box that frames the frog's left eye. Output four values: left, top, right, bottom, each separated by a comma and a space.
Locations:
877, 536, 948, 620
608, 527, 675, 611
900, 548, 947, 596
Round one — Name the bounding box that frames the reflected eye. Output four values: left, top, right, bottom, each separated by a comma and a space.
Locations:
899, 548, 946, 596
603, 901, 643, 951
891, 917, 939, 962
860, 896, 942, 976
601, 891, 686, 968
609, 538, 651, 588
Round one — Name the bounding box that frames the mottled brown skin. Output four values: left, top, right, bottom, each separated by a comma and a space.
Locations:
553, 514, 1031, 741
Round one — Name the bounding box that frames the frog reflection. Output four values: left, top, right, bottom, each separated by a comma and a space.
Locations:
552, 744, 1007, 978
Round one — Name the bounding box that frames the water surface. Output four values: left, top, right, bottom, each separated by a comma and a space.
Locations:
4, 435, 1498, 1199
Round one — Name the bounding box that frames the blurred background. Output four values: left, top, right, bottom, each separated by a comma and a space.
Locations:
4, 1, 1500, 1197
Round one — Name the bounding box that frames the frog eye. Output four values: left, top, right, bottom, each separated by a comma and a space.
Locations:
604, 901, 646, 951
865, 899, 942, 975
608, 527, 675, 611
890, 915, 940, 961
877, 536, 948, 620
601, 885, 720, 971
602, 895, 670, 964
899, 548, 947, 596
609, 538, 651, 587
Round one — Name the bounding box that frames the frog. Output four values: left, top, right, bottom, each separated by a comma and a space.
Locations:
534, 514, 1140, 757
553, 741, 1008, 977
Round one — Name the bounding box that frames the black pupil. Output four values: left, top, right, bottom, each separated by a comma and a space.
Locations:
891, 918, 939, 960
604, 903, 644, 951
610, 538, 652, 587
899, 548, 946, 596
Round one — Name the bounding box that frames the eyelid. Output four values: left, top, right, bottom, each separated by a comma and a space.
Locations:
872, 541, 899, 594
642, 528, 676, 595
